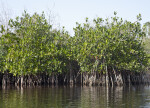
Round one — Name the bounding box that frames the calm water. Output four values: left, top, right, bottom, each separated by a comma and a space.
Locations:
0, 85, 150, 108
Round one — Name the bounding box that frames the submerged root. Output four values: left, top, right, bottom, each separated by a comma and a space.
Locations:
0, 70, 150, 86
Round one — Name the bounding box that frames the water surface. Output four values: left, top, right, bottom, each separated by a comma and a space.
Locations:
0, 85, 150, 108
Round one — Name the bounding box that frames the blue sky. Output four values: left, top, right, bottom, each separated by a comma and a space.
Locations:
0, 0, 150, 35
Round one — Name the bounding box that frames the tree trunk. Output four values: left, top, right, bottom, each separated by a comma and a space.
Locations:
105, 65, 109, 87
21, 75, 23, 86
69, 62, 73, 85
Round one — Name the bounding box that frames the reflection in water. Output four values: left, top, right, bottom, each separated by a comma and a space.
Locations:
0, 85, 150, 108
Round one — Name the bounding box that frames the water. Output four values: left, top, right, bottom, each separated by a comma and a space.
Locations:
0, 86, 150, 108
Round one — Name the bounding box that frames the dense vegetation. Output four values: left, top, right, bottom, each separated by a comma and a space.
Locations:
0, 11, 149, 86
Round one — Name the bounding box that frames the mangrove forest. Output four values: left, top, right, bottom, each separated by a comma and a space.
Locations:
0, 11, 150, 86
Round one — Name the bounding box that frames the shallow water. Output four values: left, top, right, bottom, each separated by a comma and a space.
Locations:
0, 85, 150, 108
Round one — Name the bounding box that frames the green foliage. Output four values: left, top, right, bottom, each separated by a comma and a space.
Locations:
0, 11, 70, 75
142, 22, 150, 65
0, 11, 148, 76
73, 13, 148, 73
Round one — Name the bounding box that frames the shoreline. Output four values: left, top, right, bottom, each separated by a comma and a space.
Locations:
0, 72, 150, 87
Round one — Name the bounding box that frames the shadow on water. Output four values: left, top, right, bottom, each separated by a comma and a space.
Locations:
0, 85, 150, 108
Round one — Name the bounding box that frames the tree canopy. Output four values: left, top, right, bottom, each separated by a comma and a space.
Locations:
0, 11, 148, 77
73, 13, 148, 73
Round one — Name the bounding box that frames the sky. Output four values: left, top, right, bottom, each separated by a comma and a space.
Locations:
0, 0, 150, 36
